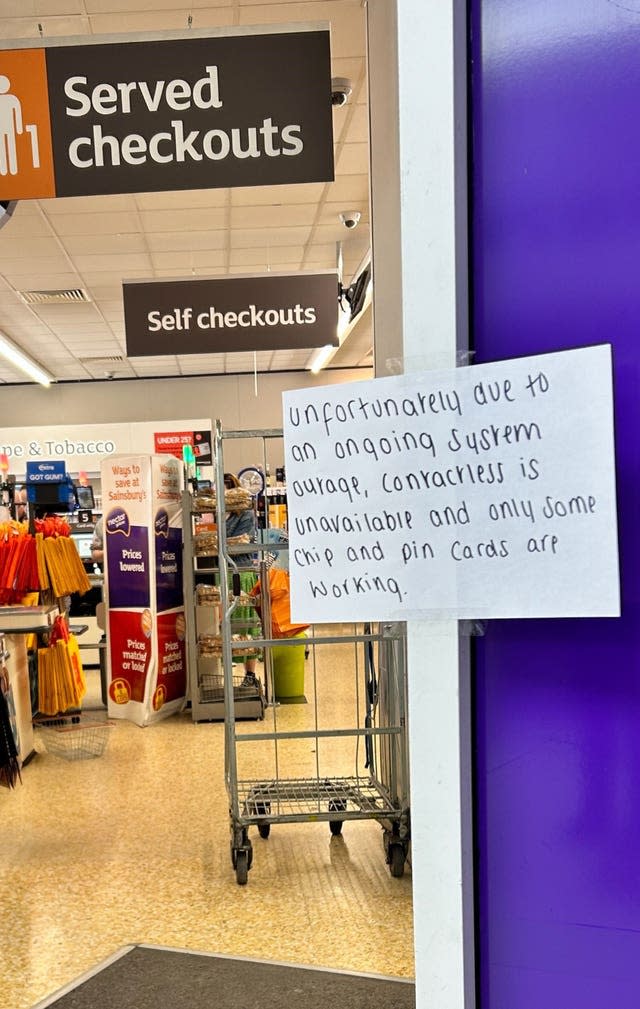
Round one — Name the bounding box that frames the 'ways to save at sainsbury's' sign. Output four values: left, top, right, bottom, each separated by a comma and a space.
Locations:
0, 28, 333, 200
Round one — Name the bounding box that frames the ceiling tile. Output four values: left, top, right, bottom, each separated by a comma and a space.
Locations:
0, 215, 53, 238
150, 249, 227, 271
61, 234, 148, 256
8, 273, 82, 291
74, 252, 152, 273
313, 222, 369, 246
228, 263, 301, 274
89, 10, 228, 33
231, 226, 311, 249
80, 270, 154, 286
336, 142, 369, 175
193, 266, 228, 276
135, 189, 230, 211
301, 244, 338, 268
128, 356, 179, 366
40, 195, 138, 216
0, 15, 89, 38
178, 357, 227, 374
329, 56, 365, 83
231, 182, 326, 207
229, 245, 304, 267
47, 212, 143, 237
155, 267, 226, 278
0, 238, 63, 262
325, 173, 369, 204
100, 311, 125, 325
85, 0, 232, 12
344, 103, 370, 144
185, 8, 237, 28
238, 3, 366, 59
31, 303, 101, 321
0, 290, 25, 304
5, 201, 39, 217
139, 208, 227, 234
231, 204, 318, 229
53, 325, 115, 337
146, 230, 227, 254
85, 286, 122, 301
130, 365, 180, 377
2, 258, 80, 278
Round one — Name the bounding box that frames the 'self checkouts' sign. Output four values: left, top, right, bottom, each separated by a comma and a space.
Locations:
0, 26, 333, 200
283, 345, 621, 621
123, 272, 339, 356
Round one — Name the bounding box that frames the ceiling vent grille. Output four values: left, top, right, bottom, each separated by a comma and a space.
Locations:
20, 288, 91, 305
78, 355, 126, 364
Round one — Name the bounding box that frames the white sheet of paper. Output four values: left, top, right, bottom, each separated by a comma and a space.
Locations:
282, 345, 620, 621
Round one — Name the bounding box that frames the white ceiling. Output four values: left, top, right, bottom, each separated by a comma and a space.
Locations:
0, 0, 372, 385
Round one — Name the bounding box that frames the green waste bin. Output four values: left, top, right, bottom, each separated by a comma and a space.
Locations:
270, 632, 307, 703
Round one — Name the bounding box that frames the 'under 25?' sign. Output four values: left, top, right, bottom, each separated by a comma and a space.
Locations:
0, 26, 334, 200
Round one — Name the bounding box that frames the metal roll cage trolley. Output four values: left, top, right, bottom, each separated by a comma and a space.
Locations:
214, 422, 410, 885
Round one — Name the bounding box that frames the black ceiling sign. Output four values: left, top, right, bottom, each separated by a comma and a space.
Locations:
123, 272, 339, 355
1, 28, 334, 200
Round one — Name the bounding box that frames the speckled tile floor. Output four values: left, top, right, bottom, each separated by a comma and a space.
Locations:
1, 633, 414, 1009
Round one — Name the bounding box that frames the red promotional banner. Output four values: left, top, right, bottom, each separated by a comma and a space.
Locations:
155, 611, 186, 708
107, 608, 153, 705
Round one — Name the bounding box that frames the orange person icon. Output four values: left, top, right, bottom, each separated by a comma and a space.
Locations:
0, 50, 54, 198
0, 75, 23, 176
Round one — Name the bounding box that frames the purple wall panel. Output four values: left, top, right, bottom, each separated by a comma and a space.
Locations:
472, 2, 640, 1006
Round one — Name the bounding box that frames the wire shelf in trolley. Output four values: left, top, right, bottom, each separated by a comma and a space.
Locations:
214, 422, 410, 885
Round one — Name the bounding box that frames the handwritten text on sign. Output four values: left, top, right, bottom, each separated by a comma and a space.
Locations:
282, 345, 620, 621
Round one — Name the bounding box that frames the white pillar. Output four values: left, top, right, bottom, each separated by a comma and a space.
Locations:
366, 2, 474, 1007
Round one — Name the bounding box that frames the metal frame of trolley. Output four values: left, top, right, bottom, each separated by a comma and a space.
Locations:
214, 421, 410, 885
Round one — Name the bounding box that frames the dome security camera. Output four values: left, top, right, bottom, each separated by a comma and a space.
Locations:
331, 77, 353, 107
339, 210, 362, 230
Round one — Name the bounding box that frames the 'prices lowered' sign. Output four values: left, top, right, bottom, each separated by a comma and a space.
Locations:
0, 27, 334, 199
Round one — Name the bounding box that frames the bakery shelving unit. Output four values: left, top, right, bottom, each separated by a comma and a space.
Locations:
182, 488, 265, 722
214, 422, 410, 885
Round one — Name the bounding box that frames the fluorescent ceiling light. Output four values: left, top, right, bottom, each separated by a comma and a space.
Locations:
309, 344, 337, 374
0, 331, 54, 386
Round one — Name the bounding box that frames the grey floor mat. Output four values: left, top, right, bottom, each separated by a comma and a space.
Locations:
35, 945, 415, 1009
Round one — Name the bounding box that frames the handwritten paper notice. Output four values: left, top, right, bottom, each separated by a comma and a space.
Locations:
282, 345, 620, 621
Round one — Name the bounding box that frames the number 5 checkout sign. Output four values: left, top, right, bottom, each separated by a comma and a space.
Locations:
0, 28, 334, 200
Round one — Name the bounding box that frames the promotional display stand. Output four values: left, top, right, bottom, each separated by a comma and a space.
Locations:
102, 455, 186, 727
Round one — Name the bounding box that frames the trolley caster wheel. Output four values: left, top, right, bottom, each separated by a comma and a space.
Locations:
328, 798, 347, 837
235, 850, 249, 885
388, 843, 405, 878
258, 823, 271, 839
